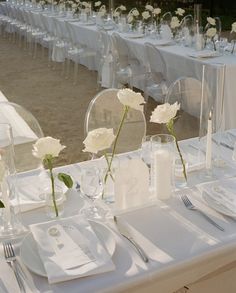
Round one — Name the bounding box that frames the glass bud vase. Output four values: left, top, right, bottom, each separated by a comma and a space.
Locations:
0, 123, 27, 239
45, 185, 65, 219
101, 154, 120, 204
151, 134, 175, 200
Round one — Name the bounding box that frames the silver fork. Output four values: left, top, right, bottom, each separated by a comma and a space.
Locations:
181, 195, 225, 232
3, 242, 26, 293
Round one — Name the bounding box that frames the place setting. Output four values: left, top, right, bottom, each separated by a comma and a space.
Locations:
1, 0, 236, 292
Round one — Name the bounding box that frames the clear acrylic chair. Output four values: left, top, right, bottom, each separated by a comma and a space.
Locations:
0, 102, 44, 172
145, 43, 169, 103
165, 76, 202, 139
96, 29, 115, 89
84, 88, 146, 155
111, 32, 148, 90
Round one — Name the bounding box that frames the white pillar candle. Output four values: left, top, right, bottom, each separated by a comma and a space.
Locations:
154, 149, 173, 200
206, 112, 212, 169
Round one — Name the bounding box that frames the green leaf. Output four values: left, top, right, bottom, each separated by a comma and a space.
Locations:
57, 173, 73, 189
0, 200, 5, 208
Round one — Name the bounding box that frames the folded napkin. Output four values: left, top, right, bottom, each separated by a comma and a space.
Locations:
30, 215, 115, 284
188, 50, 220, 58
197, 178, 236, 214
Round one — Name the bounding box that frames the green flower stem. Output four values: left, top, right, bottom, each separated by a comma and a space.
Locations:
167, 120, 187, 181
47, 158, 59, 217
104, 105, 129, 185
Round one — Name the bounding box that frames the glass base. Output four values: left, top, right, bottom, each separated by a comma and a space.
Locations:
0, 223, 28, 240
81, 206, 107, 220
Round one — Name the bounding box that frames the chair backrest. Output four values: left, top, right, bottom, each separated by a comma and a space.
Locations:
145, 42, 167, 84
165, 77, 202, 117
165, 77, 202, 138
84, 89, 146, 154
111, 32, 130, 68
0, 102, 44, 172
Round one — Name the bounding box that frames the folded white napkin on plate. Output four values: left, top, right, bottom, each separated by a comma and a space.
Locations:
30, 215, 115, 284
188, 50, 220, 58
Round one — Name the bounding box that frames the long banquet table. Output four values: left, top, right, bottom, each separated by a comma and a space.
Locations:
1, 134, 236, 292
39, 15, 236, 130
1, 3, 236, 129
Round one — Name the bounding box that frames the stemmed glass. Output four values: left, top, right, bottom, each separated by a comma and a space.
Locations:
80, 166, 104, 219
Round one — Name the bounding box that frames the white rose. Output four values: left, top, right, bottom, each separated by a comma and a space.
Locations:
207, 17, 216, 26
206, 27, 216, 38
150, 102, 180, 124
83, 128, 115, 154
117, 89, 145, 112
231, 22, 236, 33
72, 3, 77, 8
119, 5, 126, 11
153, 8, 161, 15
175, 8, 185, 16
132, 9, 139, 17
94, 1, 101, 7
142, 11, 151, 20
145, 4, 153, 12
170, 16, 180, 29
32, 137, 65, 159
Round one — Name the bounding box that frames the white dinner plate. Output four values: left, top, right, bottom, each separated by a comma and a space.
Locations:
188, 50, 221, 59
123, 33, 145, 39
202, 191, 236, 218
154, 40, 174, 46
20, 221, 116, 277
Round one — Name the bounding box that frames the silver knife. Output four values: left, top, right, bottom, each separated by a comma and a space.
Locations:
113, 216, 149, 263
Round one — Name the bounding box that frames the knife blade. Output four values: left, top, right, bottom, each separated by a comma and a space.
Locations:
212, 138, 234, 151
113, 216, 149, 263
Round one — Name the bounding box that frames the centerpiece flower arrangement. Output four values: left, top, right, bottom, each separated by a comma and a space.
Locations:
32, 137, 73, 217
142, 10, 151, 26
150, 102, 187, 181
170, 8, 185, 39
97, 4, 106, 17
94, 1, 102, 12
230, 22, 236, 54
80, 1, 91, 13
83, 89, 145, 198
152, 7, 161, 30
205, 17, 217, 50
113, 5, 126, 18
127, 8, 140, 31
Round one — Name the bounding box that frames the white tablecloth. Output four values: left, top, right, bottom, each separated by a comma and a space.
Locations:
1, 136, 235, 293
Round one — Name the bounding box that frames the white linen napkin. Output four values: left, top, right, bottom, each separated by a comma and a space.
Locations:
30, 215, 115, 284
115, 159, 151, 210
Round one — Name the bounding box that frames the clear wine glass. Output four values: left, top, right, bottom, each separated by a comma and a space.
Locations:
80, 166, 103, 219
